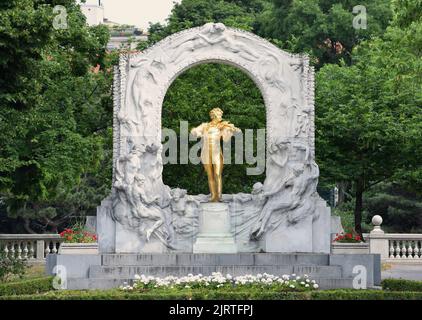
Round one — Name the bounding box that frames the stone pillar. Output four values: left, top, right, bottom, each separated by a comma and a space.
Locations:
36, 240, 45, 260
193, 203, 237, 253
96, 196, 116, 253
368, 215, 389, 259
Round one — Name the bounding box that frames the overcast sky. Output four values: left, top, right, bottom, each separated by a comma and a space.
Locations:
93, 0, 181, 30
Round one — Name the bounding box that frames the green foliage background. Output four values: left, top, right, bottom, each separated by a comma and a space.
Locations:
162, 63, 265, 194
0, 0, 420, 233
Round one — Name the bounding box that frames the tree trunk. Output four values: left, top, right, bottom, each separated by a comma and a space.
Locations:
337, 181, 350, 205
43, 217, 59, 233
23, 218, 36, 234
354, 178, 365, 241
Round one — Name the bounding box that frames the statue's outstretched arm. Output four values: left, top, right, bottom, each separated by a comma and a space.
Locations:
191, 123, 205, 138
221, 123, 241, 142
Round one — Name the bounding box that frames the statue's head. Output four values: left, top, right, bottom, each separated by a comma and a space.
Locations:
252, 182, 264, 194
209, 107, 223, 121
133, 172, 145, 185
171, 188, 187, 201
213, 23, 226, 33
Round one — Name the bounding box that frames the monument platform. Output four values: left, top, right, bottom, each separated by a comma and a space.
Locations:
193, 203, 237, 253
46, 253, 381, 290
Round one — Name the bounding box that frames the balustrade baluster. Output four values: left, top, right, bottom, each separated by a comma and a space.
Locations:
389, 241, 395, 258
3, 242, 9, 259
10, 242, 15, 259
23, 242, 29, 260
29, 241, 35, 260
395, 241, 401, 259
17, 241, 22, 260
400, 241, 407, 259
52, 241, 58, 254
45, 241, 51, 256
407, 240, 414, 259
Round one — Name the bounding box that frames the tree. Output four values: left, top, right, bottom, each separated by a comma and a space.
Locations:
256, 0, 392, 67
140, 0, 268, 48
316, 0, 422, 236
364, 182, 422, 233
0, 0, 114, 232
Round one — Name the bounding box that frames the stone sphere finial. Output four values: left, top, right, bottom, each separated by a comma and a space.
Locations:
372, 215, 383, 226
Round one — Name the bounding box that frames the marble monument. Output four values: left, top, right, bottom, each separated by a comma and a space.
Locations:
97, 22, 331, 254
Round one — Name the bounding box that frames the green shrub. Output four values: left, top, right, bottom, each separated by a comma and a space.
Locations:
2, 288, 422, 300
0, 277, 53, 296
0, 289, 311, 300
311, 290, 422, 300
0, 253, 27, 282
382, 279, 422, 292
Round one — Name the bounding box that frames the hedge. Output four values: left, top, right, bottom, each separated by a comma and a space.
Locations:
2, 289, 422, 300
382, 279, 422, 292
0, 290, 310, 300
0, 277, 54, 296
310, 290, 422, 300
2, 278, 422, 300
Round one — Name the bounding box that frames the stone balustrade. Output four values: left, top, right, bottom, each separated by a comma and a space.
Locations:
368, 215, 422, 262
0, 234, 63, 261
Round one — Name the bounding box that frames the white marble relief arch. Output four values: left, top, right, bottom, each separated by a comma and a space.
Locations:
115, 22, 315, 179
99, 23, 329, 254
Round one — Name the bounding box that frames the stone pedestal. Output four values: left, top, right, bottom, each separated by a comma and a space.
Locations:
193, 203, 237, 253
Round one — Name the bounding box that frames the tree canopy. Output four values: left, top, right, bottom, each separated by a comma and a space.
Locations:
0, 0, 420, 234
0, 0, 115, 232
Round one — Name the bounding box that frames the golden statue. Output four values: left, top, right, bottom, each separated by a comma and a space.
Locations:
191, 108, 241, 202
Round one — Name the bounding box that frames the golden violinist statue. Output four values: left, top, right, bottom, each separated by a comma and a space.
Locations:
191, 108, 241, 202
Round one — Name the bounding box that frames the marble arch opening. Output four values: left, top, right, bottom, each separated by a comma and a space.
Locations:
160, 62, 266, 195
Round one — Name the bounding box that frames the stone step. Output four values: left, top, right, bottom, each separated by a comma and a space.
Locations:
67, 277, 354, 291
89, 265, 342, 279
101, 253, 330, 267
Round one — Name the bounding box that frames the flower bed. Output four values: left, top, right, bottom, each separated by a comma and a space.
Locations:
120, 272, 319, 292
59, 228, 97, 243
333, 232, 362, 243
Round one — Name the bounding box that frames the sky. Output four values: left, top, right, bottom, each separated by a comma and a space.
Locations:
91, 0, 182, 30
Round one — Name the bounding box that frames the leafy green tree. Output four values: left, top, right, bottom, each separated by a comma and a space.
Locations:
316, 0, 422, 236
256, 0, 392, 67
0, 0, 114, 232
364, 182, 422, 233
140, 0, 268, 48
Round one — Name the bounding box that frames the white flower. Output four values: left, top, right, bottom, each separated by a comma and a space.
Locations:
313, 284, 319, 289
134, 274, 141, 280
305, 284, 310, 288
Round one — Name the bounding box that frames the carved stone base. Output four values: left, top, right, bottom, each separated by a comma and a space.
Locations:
259, 198, 331, 253
193, 203, 237, 253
